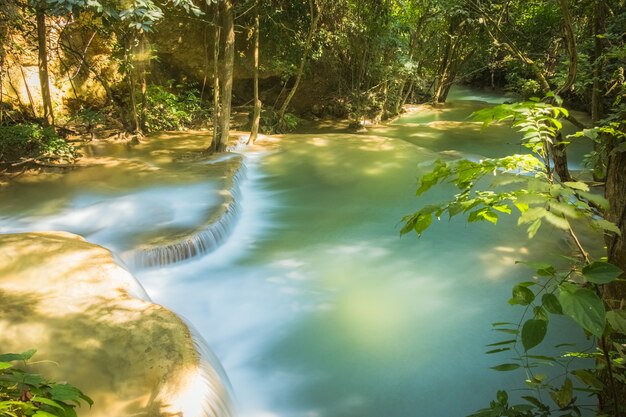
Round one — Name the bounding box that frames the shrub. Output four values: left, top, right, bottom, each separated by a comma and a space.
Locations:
0, 349, 93, 417
0, 123, 77, 164
144, 85, 209, 132
259, 109, 299, 134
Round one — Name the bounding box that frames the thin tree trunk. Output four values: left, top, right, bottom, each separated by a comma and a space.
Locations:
18, 65, 37, 118
434, 35, 459, 103
210, 8, 221, 153
125, 36, 140, 134
555, 0, 578, 95
36, 0, 54, 126
216, 0, 234, 153
591, 0, 606, 124
248, 1, 261, 145
139, 36, 148, 132
277, 0, 322, 126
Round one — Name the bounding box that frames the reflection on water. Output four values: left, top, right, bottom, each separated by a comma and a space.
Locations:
0, 89, 594, 417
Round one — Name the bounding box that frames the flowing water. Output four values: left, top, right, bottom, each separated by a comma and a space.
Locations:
0, 87, 594, 417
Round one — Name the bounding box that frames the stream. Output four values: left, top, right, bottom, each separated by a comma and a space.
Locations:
0, 87, 593, 417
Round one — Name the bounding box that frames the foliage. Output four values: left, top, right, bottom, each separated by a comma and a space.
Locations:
0, 349, 92, 417
143, 85, 209, 132
0, 124, 77, 164
259, 108, 299, 134
68, 108, 106, 140
402, 98, 625, 416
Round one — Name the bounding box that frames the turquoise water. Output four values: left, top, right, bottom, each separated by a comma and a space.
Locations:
0, 89, 594, 416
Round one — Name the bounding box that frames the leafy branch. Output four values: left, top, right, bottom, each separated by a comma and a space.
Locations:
402, 98, 625, 416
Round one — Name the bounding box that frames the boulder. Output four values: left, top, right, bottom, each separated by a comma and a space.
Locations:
0, 231, 232, 417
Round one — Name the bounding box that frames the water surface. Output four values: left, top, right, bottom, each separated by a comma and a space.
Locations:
0, 90, 593, 417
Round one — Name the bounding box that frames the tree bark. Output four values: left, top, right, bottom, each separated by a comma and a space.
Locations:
216, 0, 234, 153
248, 1, 261, 145
36, 0, 54, 126
210, 7, 221, 153
601, 132, 626, 416
591, 0, 607, 124
555, 0, 577, 96
124, 35, 140, 134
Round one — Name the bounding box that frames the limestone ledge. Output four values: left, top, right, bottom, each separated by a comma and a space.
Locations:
0, 231, 232, 417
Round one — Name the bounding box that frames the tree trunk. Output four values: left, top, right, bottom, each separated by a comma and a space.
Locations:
601, 132, 626, 416
277, 0, 322, 126
36, 1, 54, 126
216, 0, 234, 153
125, 36, 140, 134
248, 1, 261, 145
555, 0, 577, 96
433, 18, 466, 103
591, 0, 607, 124
210, 7, 221, 153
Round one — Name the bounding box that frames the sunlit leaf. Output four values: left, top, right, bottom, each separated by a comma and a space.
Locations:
509, 284, 535, 306
0, 362, 13, 370
543, 211, 569, 230
563, 181, 589, 192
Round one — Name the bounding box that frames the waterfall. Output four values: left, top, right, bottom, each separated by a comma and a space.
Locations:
124, 154, 247, 268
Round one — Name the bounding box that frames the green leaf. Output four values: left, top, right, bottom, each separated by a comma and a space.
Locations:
413, 212, 433, 236
576, 191, 609, 210
559, 286, 606, 338
0, 362, 13, 370
485, 348, 511, 354
491, 363, 520, 371
518, 207, 547, 225
543, 211, 570, 230
582, 261, 623, 284
522, 319, 548, 351
571, 369, 604, 391
50, 383, 83, 404
0, 349, 37, 362
563, 181, 590, 192
30, 397, 64, 410
527, 218, 542, 238
606, 310, 626, 334
549, 377, 573, 409
542, 293, 563, 315
33, 411, 58, 417
592, 219, 622, 235
509, 284, 535, 306
487, 339, 517, 347
522, 395, 545, 408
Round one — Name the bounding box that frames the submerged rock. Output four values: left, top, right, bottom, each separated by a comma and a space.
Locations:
0, 231, 233, 417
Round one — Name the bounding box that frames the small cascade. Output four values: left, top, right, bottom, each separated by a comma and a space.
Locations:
185, 322, 236, 417
125, 156, 247, 268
